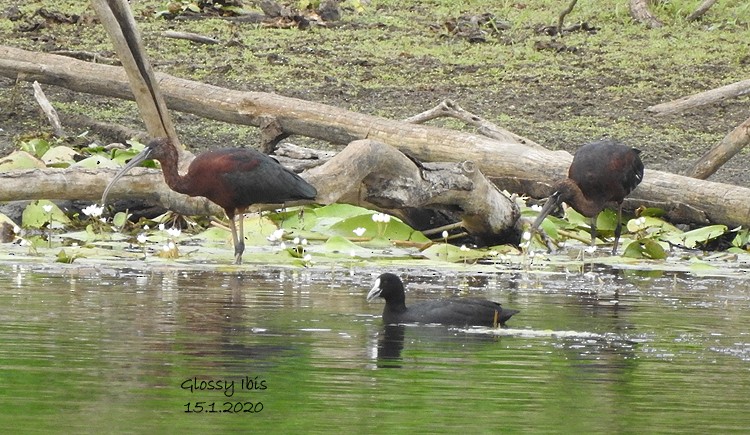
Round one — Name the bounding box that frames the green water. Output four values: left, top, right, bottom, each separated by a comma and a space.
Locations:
0, 264, 748, 433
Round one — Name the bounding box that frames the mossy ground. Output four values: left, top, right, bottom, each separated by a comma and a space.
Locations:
1, 0, 749, 185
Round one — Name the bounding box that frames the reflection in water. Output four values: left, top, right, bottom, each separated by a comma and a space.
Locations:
1, 264, 749, 433
374, 325, 405, 368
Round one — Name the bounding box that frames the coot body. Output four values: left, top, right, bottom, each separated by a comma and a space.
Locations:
367, 273, 519, 327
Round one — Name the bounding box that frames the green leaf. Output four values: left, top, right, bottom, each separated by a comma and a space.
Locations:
71, 155, 121, 169
621, 239, 668, 259
41, 146, 78, 167
112, 212, 131, 228
19, 138, 50, 158
637, 207, 667, 218
327, 214, 429, 242
731, 228, 749, 248
56, 249, 83, 264
22, 200, 72, 229
422, 243, 487, 263
111, 143, 146, 166
0, 150, 46, 170
665, 224, 727, 249
594, 209, 618, 232
626, 216, 680, 234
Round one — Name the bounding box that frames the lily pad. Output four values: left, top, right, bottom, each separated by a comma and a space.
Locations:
41, 146, 79, 167
0, 150, 45, 170
422, 243, 487, 263
621, 239, 668, 259
665, 225, 727, 249
72, 155, 121, 169
22, 200, 72, 229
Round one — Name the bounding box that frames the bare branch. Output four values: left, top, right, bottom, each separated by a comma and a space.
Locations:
687, 0, 718, 22
646, 79, 750, 115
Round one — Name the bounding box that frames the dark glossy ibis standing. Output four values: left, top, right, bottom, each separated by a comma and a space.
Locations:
367, 273, 519, 327
531, 139, 644, 254
101, 137, 317, 264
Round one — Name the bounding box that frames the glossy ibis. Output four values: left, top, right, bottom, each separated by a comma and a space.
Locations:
367, 273, 519, 327
531, 139, 644, 254
101, 138, 317, 264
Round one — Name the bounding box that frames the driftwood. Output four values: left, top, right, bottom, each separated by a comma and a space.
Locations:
161, 31, 219, 45
646, 79, 750, 115
686, 114, 750, 180
404, 99, 543, 149
32, 81, 65, 137
629, 0, 663, 28
2, 46, 750, 228
305, 139, 519, 242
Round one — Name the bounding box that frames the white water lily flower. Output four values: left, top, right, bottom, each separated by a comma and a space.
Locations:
372, 213, 391, 223
82, 204, 103, 218
442, 230, 449, 239
158, 223, 166, 231
293, 237, 300, 245
460, 245, 469, 251
303, 254, 312, 262
42, 204, 53, 213
352, 227, 366, 237
521, 231, 532, 241
267, 228, 285, 242
166, 227, 181, 238
137, 233, 148, 244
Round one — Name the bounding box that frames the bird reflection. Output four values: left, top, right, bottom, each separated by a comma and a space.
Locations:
375, 325, 406, 368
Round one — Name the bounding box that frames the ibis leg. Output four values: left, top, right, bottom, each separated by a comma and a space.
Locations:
612, 204, 623, 255
234, 213, 246, 265
589, 216, 598, 248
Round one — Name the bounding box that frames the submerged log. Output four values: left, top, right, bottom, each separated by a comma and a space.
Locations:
1, 45, 750, 228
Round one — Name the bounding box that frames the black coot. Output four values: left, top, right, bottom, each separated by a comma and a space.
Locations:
367, 273, 519, 327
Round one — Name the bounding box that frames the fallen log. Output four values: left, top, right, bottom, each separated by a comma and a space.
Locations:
686, 114, 750, 180
1, 45, 750, 228
0, 139, 518, 244
646, 78, 750, 116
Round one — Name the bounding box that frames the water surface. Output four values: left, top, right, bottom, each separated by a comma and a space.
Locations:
1, 263, 748, 433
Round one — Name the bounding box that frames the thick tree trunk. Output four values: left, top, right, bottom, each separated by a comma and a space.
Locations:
1, 45, 750, 228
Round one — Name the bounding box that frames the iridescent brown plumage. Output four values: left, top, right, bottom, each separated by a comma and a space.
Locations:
102, 138, 317, 264
532, 140, 644, 254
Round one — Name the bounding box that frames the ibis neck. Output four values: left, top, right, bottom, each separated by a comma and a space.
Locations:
557, 179, 605, 217
156, 147, 190, 195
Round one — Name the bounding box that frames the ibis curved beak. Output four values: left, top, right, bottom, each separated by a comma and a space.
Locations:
100, 147, 155, 206
531, 191, 563, 230
366, 277, 383, 302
